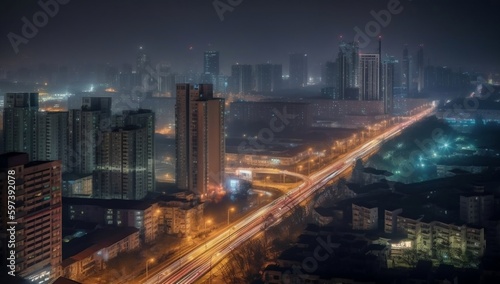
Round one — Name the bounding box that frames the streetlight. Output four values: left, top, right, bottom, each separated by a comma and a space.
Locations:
146, 258, 155, 278
205, 219, 212, 231
227, 207, 235, 225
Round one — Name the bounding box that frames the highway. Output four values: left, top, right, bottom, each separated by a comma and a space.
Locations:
144, 106, 436, 284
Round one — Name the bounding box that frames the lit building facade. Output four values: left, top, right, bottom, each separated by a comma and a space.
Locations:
37, 111, 69, 172
289, 53, 308, 88
0, 153, 63, 282
3, 93, 39, 160
337, 41, 359, 100
68, 97, 112, 175
176, 84, 225, 196
94, 126, 149, 200
359, 54, 380, 101
65, 198, 159, 243
352, 202, 379, 231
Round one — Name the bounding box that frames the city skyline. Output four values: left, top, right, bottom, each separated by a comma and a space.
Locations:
2, 1, 500, 283
0, 0, 499, 75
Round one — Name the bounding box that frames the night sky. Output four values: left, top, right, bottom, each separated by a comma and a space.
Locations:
1, 0, 499, 75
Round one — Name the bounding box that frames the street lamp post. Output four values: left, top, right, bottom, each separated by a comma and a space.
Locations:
227, 207, 235, 226
146, 258, 155, 278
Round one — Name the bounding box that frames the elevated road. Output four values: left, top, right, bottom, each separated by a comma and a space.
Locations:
144, 106, 436, 284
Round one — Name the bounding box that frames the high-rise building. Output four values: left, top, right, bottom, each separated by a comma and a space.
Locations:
203, 51, 220, 77
121, 109, 155, 193
68, 97, 112, 175
193, 99, 225, 196
254, 64, 272, 93
3, 93, 39, 160
402, 45, 411, 95
0, 152, 62, 281
175, 84, 225, 196
136, 46, 150, 75
230, 64, 253, 94
289, 53, 308, 89
37, 111, 69, 172
416, 44, 425, 93
382, 57, 398, 114
202, 51, 220, 91
254, 63, 283, 93
321, 61, 338, 99
337, 41, 359, 99
359, 54, 380, 101
94, 126, 149, 200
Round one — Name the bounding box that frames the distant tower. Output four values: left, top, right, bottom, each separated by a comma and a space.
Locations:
359, 53, 380, 101
337, 41, 359, 99
255, 63, 282, 93
3, 93, 39, 160
203, 51, 220, 77
202, 51, 220, 90
417, 44, 425, 93
382, 57, 398, 114
230, 64, 253, 94
402, 45, 411, 95
289, 53, 308, 88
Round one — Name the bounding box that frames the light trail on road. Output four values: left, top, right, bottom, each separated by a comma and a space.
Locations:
144, 106, 435, 284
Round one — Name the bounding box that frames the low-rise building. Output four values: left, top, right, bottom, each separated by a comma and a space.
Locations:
62, 227, 140, 281
157, 192, 204, 237
352, 202, 378, 231
64, 198, 159, 243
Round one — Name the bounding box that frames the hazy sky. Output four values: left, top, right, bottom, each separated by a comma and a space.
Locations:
1, 0, 499, 75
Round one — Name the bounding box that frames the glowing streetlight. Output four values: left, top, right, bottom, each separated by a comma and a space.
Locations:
146, 258, 155, 278
227, 207, 235, 225
205, 219, 212, 230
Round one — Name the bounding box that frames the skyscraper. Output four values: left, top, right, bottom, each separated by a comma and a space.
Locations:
3, 93, 39, 160
416, 44, 425, 93
289, 53, 308, 89
94, 126, 149, 200
0, 152, 62, 281
193, 98, 225, 196
402, 45, 411, 95
382, 57, 398, 114
68, 97, 112, 174
359, 54, 380, 101
121, 109, 155, 193
202, 51, 220, 91
337, 41, 359, 99
175, 84, 225, 196
321, 61, 338, 99
37, 111, 69, 172
254, 63, 283, 93
203, 51, 220, 77
230, 64, 253, 94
